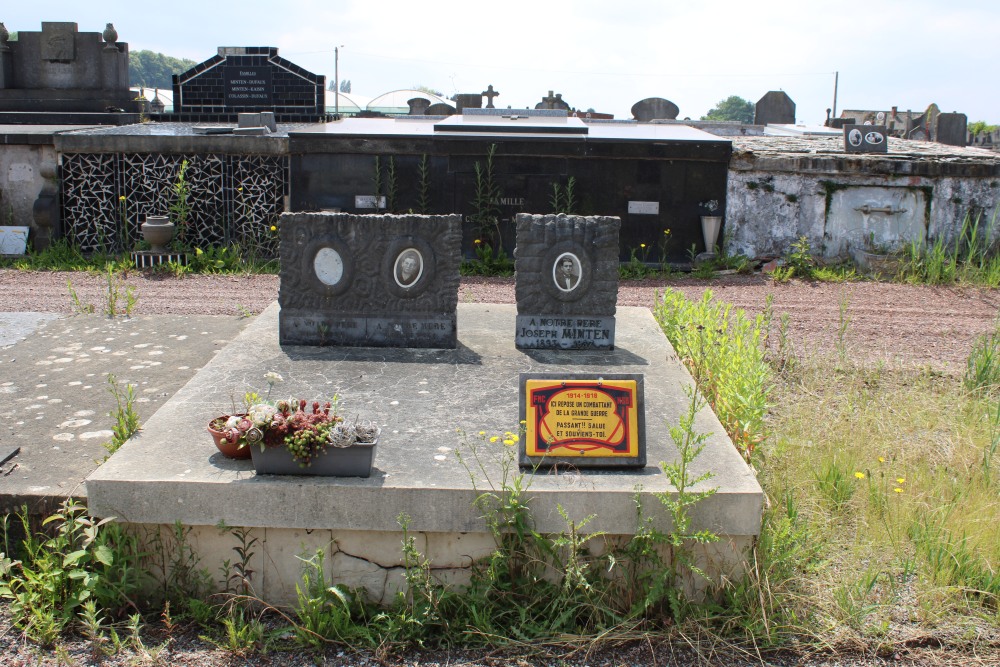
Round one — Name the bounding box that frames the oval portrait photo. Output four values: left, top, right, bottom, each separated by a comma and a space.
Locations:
394, 248, 424, 287
552, 252, 581, 292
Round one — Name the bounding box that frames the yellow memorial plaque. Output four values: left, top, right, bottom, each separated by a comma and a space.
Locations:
519, 374, 645, 468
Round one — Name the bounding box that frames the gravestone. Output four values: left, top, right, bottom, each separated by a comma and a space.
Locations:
453, 93, 482, 112
172, 47, 326, 122
278, 212, 462, 348
423, 102, 455, 116
481, 84, 499, 108
754, 91, 795, 125
0, 21, 134, 113
936, 112, 968, 146
514, 213, 620, 350
407, 97, 431, 115
630, 97, 679, 122
843, 124, 888, 153
535, 90, 570, 111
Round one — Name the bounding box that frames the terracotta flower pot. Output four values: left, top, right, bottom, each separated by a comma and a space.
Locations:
208, 416, 252, 459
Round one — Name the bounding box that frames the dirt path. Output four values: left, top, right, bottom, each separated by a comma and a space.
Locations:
2, 269, 997, 371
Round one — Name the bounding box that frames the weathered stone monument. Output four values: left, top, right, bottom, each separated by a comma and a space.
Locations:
631, 97, 679, 122
535, 91, 570, 111
278, 212, 462, 348
172, 47, 327, 122
407, 97, 431, 115
754, 90, 795, 125
0, 22, 134, 114
514, 213, 620, 350
936, 112, 968, 147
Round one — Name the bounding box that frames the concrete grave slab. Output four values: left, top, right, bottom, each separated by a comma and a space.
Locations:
85, 302, 762, 604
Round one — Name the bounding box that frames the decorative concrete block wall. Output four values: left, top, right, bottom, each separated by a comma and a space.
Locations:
59, 152, 288, 254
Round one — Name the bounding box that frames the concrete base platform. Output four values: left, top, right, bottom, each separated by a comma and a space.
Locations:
86, 303, 762, 604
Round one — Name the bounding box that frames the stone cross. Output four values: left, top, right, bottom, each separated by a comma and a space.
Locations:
481, 84, 499, 108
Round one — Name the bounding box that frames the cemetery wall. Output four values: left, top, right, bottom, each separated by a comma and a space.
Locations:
58, 151, 288, 254
0, 142, 55, 229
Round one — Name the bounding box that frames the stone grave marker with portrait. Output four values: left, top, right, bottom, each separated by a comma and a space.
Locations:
278, 212, 462, 348
843, 124, 888, 153
514, 213, 620, 350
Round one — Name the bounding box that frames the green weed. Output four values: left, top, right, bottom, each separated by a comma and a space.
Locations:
0, 501, 146, 646
102, 374, 140, 458
654, 288, 771, 460
965, 317, 1000, 393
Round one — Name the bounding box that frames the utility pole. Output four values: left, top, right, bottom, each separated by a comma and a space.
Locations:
832, 71, 839, 120
334, 45, 343, 120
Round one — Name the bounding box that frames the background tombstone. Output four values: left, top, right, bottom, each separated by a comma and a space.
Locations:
514, 213, 620, 350
843, 124, 888, 153
172, 46, 327, 122
453, 93, 482, 112
407, 97, 431, 115
423, 102, 455, 116
754, 90, 796, 125
936, 112, 968, 146
0, 21, 133, 114
630, 97, 679, 122
534, 90, 571, 111
278, 212, 462, 348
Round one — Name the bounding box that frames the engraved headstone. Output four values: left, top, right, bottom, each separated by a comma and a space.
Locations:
630, 97, 679, 122
843, 124, 888, 153
754, 90, 795, 125
278, 212, 462, 348
514, 213, 620, 350
173, 47, 326, 122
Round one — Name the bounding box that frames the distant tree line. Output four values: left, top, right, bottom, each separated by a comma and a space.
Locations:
129, 50, 197, 89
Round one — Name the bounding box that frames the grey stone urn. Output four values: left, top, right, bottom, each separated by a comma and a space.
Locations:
141, 215, 175, 253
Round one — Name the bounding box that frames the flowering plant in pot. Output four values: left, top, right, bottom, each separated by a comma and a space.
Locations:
207, 372, 285, 460
207, 373, 379, 477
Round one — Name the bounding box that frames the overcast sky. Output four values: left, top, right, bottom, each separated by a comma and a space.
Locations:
5, 0, 997, 123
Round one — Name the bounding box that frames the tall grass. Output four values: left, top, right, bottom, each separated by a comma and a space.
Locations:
654, 288, 772, 460
899, 209, 1000, 286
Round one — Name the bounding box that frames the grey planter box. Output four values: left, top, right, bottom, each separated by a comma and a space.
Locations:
250, 440, 377, 477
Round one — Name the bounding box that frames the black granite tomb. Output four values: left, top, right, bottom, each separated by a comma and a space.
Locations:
287, 110, 731, 264
171, 47, 328, 123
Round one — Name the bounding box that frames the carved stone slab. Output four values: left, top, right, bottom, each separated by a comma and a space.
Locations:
514, 213, 620, 350
278, 212, 461, 348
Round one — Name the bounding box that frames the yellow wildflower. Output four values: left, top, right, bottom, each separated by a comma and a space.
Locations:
896, 477, 905, 484
878, 456, 885, 463
893, 487, 903, 493
270, 225, 277, 232
854, 472, 865, 480
118, 195, 126, 201
640, 243, 646, 248
474, 239, 482, 244
478, 430, 485, 436
503, 439, 515, 446
489, 436, 499, 443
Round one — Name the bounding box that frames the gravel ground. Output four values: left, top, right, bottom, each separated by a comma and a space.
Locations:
3, 269, 997, 371
1, 268, 999, 666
